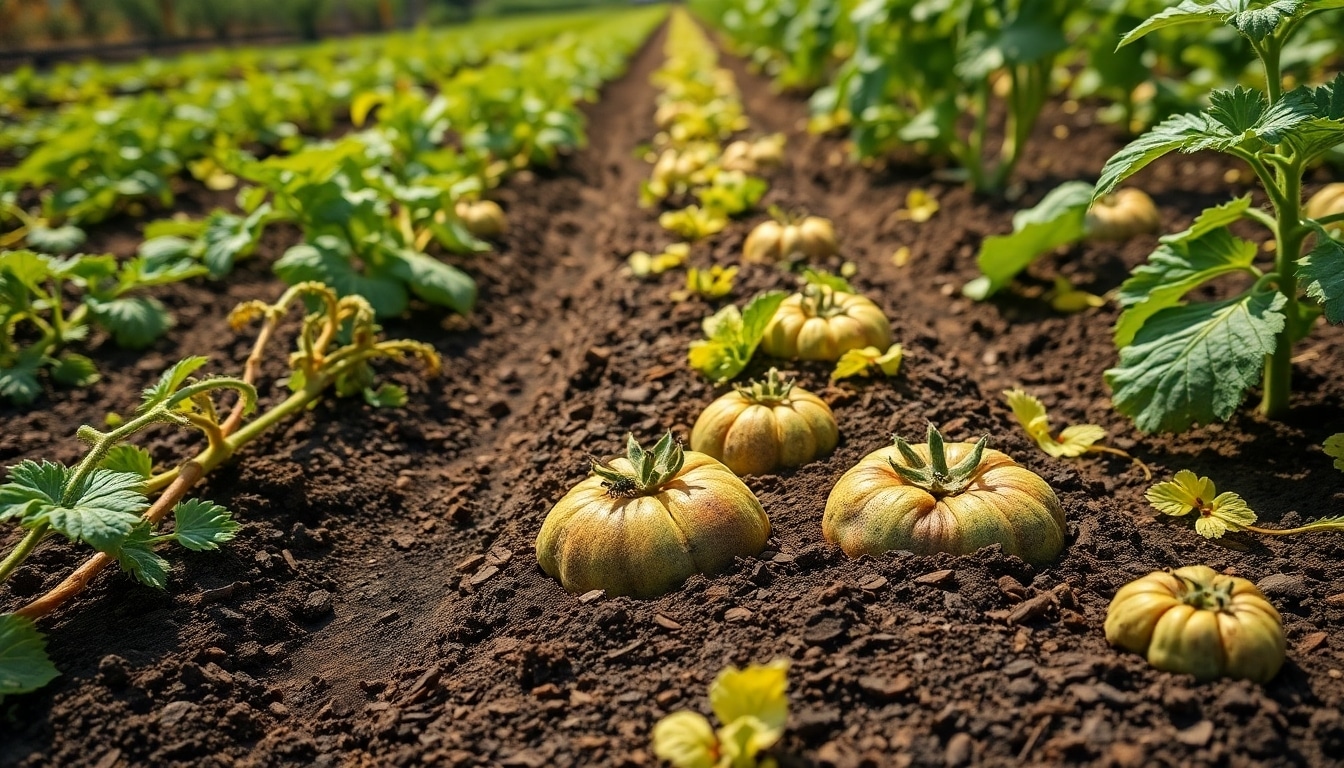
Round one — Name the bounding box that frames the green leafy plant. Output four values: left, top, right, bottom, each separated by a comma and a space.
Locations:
808, 0, 1071, 192
0, 281, 440, 699
688, 291, 787, 383
1148, 469, 1344, 539
1326, 433, 1344, 471
1, 248, 208, 405
1095, 1, 1344, 432
652, 659, 790, 768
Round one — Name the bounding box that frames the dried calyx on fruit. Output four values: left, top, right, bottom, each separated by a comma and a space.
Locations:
1105, 566, 1285, 683
761, 284, 891, 361
455, 199, 507, 239
1085, 188, 1160, 242
824, 424, 1065, 565
742, 208, 837, 264
536, 432, 770, 598
691, 368, 838, 476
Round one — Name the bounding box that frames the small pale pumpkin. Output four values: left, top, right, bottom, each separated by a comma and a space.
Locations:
823, 425, 1065, 565
1104, 566, 1285, 683
761, 286, 891, 361
1085, 188, 1160, 242
743, 215, 837, 263
536, 433, 770, 598
691, 368, 838, 476
455, 199, 507, 239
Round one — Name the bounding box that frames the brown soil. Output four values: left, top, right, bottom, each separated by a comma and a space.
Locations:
4, 19, 1344, 768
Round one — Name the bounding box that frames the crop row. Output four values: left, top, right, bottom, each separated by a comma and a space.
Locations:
0, 9, 633, 231
0, 6, 665, 407
0, 6, 667, 699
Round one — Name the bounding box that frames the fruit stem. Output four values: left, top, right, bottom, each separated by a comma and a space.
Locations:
888, 424, 989, 498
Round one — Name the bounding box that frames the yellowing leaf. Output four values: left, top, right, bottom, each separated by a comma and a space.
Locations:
709, 659, 789, 735
896, 188, 939, 223
628, 243, 690, 279
831, 344, 902, 382
681, 265, 737, 300
1147, 471, 1258, 539
1144, 469, 1215, 517
1049, 276, 1105, 313
652, 711, 717, 768
1003, 388, 1106, 458
717, 716, 783, 768
1325, 433, 1344, 472
831, 347, 879, 382
876, 344, 904, 376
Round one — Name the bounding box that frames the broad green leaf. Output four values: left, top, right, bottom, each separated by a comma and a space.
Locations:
1325, 433, 1344, 471
1106, 291, 1287, 433
741, 291, 787, 344
140, 356, 209, 412
34, 468, 148, 552
965, 181, 1092, 300
1119, 0, 1327, 46
87, 297, 172, 348
112, 524, 169, 589
800, 268, 854, 294
48, 353, 98, 388
0, 460, 70, 522
384, 249, 477, 315
1300, 222, 1344, 322
1115, 226, 1260, 346
171, 499, 239, 551
25, 224, 86, 254
0, 355, 44, 406
1118, 0, 1241, 47
0, 249, 52, 293
274, 240, 409, 318
363, 383, 407, 408
956, 0, 1068, 78
651, 711, 716, 768
1095, 113, 1227, 198
688, 292, 785, 383
709, 659, 790, 734
100, 445, 154, 479
138, 236, 194, 264
201, 205, 271, 277
0, 614, 60, 700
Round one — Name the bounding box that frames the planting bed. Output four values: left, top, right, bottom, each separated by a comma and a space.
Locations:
3, 19, 1344, 768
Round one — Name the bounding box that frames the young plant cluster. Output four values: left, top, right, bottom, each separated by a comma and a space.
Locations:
0, 281, 440, 700
1, 247, 206, 404
628, 8, 781, 295
0, 11, 648, 240
137, 8, 664, 320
